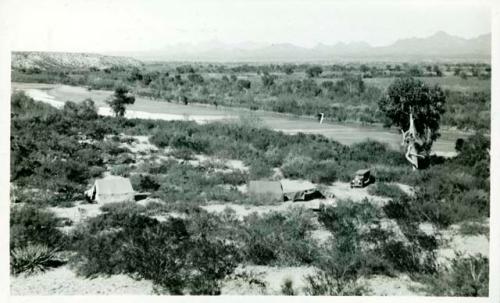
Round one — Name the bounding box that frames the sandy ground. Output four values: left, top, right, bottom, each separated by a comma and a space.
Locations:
326, 182, 390, 206
361, 274, 426, 296
119, 135, 158, 153
189, 154, 249, 172
222, 265, 424, 295
12, 83, 466, 154
392, 182, 416, 197
222, 265, 317, 295
10, 263, 422, 296
436, 222, 489, 265
49, 202, 103, 232
201, 199, 335, 219
10, 265, 154, 295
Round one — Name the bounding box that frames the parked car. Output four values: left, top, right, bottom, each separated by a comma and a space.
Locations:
350, 169, 373, 188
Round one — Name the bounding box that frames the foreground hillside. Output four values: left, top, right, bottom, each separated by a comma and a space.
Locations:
12, 51, 143, 71
10, 92, 490, 296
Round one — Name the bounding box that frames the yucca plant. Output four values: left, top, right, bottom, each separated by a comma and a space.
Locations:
10, 244, 59, 275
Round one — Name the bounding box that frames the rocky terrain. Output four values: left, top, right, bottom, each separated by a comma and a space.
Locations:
12, 51, 143, 71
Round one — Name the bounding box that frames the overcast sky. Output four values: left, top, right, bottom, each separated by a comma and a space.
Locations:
4, 0, 492, 53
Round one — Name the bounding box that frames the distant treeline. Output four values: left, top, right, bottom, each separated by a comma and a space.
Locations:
12, 62, 491, 130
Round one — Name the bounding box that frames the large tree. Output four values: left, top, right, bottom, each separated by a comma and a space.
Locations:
378, 77, 445, 168
106, 86, 135, 117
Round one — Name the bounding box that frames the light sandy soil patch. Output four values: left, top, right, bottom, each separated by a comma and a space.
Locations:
222, 265, 424, 295
49, 202, 103, 230
433, 151, 458, 158
391, 182, 415, 197
236, 184, 248, 194
23, 88, 65, 109
11, 266, 154, 295
327, 182, 389, 206
119, 135, 158, 154
310, 229, 332, 244
188, 154, 249, 172
149, 212, 188, 222
202, 199, 335, 219
361, 274, 425, 296
437, 225, 489, 265
225, 159, 249, 171
222, 265, 317, 295
136, 197, 165, 207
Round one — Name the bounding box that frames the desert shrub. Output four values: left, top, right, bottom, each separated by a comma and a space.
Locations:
281, 155, 314, 179
110, 164, 132, 177
263, 147, 286, 167
305, 201, 370, 295
186, 237, 241, 295
319, 200, 437, 277
99, 201, 146, 214
89, 165, 106, 178
307, 160, 339, 183
249, 159, 273, 179
11, 93, 113, 204
371, 166, 409, 182
368, 182, 408, 200
422, 254, 488, 297
203, 185, 247, 202
318, 199, 380, 234
217, 170, 248, 186
169, 133, 209, 153
304, 270, 368, 296
121, 220, 193, 294
459, 222, 489, 236
10, 205, 66, 250
281, 153, 339, 183
280, 278, 296, 295
394, 166, 489, 228
149, 131, 170, 147
241, 209, 318, 265
383, 196, 421, 222
349, 140, 406, 166
131, 174, 161, 192
453, 132, 490, 181
373, 237, 436, 275
116, 153, 135, 164
10, 244, 60, 275
71, 211, 159, 276
170, 148, 195, 160
72, 211, 239, 294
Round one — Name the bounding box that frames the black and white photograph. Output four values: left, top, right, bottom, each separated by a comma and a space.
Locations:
0, 0, 498, 300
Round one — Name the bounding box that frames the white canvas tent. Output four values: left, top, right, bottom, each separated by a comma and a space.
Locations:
248, 180, 284, 201
85, 176, 135, 204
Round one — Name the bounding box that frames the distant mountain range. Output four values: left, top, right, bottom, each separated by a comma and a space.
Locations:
111, 31, 491, 62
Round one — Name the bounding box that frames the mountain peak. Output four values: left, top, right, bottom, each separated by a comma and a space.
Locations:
431, 30, 451, 38
120, 31, 491, 62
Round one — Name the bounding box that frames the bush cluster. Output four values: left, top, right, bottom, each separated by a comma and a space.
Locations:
71, 209, 240, 294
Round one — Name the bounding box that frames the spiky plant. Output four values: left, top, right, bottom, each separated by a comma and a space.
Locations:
10, 244, 58, 275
